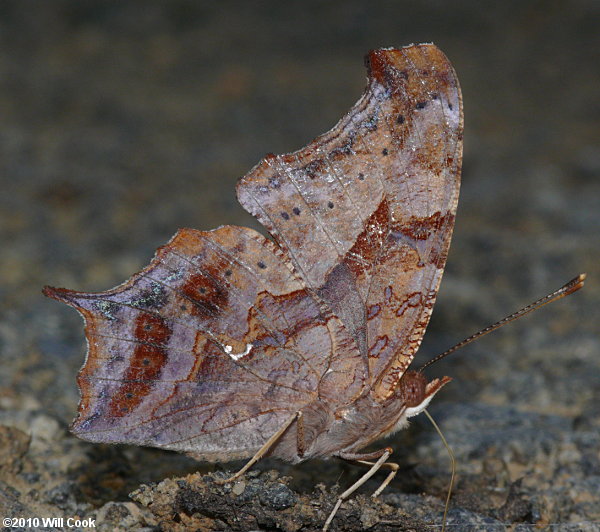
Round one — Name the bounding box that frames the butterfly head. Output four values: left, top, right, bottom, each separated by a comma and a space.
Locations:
373, 371, 452, 439
398, 370, 427, 407
396, 371, 452, 417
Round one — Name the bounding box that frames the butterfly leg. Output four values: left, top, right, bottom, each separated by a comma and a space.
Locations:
217, 410, 302, 484
323, 447, 393, 531
353, 458, 399, 497
296, 409, 306, 458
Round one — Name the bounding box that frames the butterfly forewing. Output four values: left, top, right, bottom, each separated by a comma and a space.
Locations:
237, 45, 463, 399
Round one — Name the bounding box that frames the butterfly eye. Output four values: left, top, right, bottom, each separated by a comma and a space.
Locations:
400, 371, 426, 408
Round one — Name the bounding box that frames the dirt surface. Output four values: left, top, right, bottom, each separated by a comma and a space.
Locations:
1, 2, 598, 531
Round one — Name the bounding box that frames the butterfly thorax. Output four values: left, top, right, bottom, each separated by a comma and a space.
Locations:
271, 371, 438, 463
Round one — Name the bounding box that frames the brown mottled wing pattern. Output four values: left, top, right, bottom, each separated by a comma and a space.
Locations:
44, 226, 365, 460
45, 44, 461, 461
237, 44, 463, 400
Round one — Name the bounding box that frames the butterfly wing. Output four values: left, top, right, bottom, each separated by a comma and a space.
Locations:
46, 44, 461, 460
45, 226, 365, 460
237, 44, 463, 400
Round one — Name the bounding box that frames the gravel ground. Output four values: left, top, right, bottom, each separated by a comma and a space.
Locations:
1, 2, 598, 530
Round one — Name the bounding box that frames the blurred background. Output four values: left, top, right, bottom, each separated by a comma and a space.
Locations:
0, 0, 597, 526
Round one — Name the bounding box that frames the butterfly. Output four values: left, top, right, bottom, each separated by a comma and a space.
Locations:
44, 43, 463, 529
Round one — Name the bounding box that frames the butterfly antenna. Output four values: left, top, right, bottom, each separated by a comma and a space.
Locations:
418, 273, 586, 373
423, 409, 455, 532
